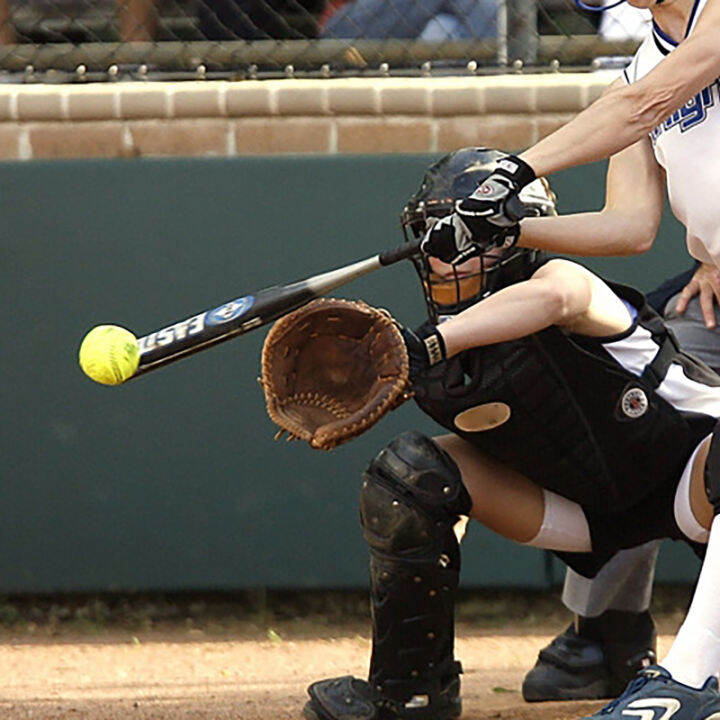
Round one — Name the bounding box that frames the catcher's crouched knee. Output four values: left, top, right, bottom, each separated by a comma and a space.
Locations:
360, 431, 472, 555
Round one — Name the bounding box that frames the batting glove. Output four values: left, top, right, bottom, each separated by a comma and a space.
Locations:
420, 213, 479, 265
420, 213, 522, 265
457, 154, 536, 233
421, 155, 535, 265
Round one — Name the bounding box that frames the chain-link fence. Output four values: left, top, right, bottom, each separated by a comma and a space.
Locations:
0, 0, 651, 80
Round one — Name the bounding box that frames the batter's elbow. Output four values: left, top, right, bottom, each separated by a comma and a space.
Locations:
619, 231, 654, 256
634, 235, 654, 254
599, 208, 656, 255
626, 83, 676, 133
631, 212, 660, 254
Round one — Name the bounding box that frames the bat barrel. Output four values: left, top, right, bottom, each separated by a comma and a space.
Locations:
134, 284, 316, 375
129, 241, 421, 380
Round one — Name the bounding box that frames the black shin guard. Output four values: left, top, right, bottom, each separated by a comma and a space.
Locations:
360, 431, 472, 707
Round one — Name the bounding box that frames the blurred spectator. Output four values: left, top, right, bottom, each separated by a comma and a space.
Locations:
118, 0, 158, 41
598, 1, 650, 41
0, 0, 15, 44
320, 0, 499, 40
199, 0, 324, 40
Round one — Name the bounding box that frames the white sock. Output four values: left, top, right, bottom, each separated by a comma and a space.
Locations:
523, 489, 592, 553
674, 439, 711, 544
661, 514, 720, 688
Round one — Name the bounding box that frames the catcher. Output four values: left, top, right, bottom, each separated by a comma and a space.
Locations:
261, 148, 720, 720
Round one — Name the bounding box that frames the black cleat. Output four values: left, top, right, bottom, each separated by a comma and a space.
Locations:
303, 672, 461, 720
522, 611, 657, 702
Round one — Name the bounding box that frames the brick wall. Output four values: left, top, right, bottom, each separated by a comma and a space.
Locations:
0, 74, 613, 160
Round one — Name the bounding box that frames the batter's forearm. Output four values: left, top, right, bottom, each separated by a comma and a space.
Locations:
519, 211, 652, 257
520, 28, 720, 177
520, 89, 647, 177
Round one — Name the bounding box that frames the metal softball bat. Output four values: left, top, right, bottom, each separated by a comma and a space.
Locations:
129, 239, 421, 380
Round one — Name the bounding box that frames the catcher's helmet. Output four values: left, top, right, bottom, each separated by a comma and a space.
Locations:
401, 146, 557, 322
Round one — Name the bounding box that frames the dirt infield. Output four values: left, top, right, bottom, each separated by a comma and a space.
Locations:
1, 629, 678, 719
0, 592, 690, 720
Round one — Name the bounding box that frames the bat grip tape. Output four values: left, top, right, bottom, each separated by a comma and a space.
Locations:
379, 240, 421, 266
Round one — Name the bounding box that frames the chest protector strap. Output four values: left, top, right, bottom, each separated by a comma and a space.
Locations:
640, 315, 680, 390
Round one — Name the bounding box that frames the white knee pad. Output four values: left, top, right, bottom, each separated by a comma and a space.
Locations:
674, 438, 711, 544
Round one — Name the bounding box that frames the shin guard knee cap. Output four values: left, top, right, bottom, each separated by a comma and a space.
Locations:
360, 431, 472, 555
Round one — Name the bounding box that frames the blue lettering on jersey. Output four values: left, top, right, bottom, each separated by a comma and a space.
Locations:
651, 81, 718, 142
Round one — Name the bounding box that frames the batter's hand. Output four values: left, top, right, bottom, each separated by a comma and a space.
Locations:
420, 214, 478, 265
420, 154, 535, 264
456, 154, 536, 234
420, 213, 520, 265
675, 262, 720, 328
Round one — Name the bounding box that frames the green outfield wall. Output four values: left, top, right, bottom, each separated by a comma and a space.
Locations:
3, 154, 701, 594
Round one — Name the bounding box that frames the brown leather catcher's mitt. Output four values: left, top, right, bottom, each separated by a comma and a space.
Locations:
261, 298, 411, 450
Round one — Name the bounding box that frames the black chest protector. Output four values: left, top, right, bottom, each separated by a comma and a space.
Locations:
413, 282, 718, 512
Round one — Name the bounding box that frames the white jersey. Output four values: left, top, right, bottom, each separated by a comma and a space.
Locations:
623, 0, 720, 267
602, 322, 720, 417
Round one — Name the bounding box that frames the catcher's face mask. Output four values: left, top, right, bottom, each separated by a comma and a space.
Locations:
423, 239, 519, 314
401, 147, 558, 323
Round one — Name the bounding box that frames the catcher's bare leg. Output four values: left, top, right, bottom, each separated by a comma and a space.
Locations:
434, 434, 591, 551
436, 435, 658, 700
304, 431, 471, 720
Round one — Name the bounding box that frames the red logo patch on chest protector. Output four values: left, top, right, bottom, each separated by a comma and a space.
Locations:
621, 387, 649, 419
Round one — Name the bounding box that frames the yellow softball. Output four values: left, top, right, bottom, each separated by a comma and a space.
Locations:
78, 325, 140, 386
